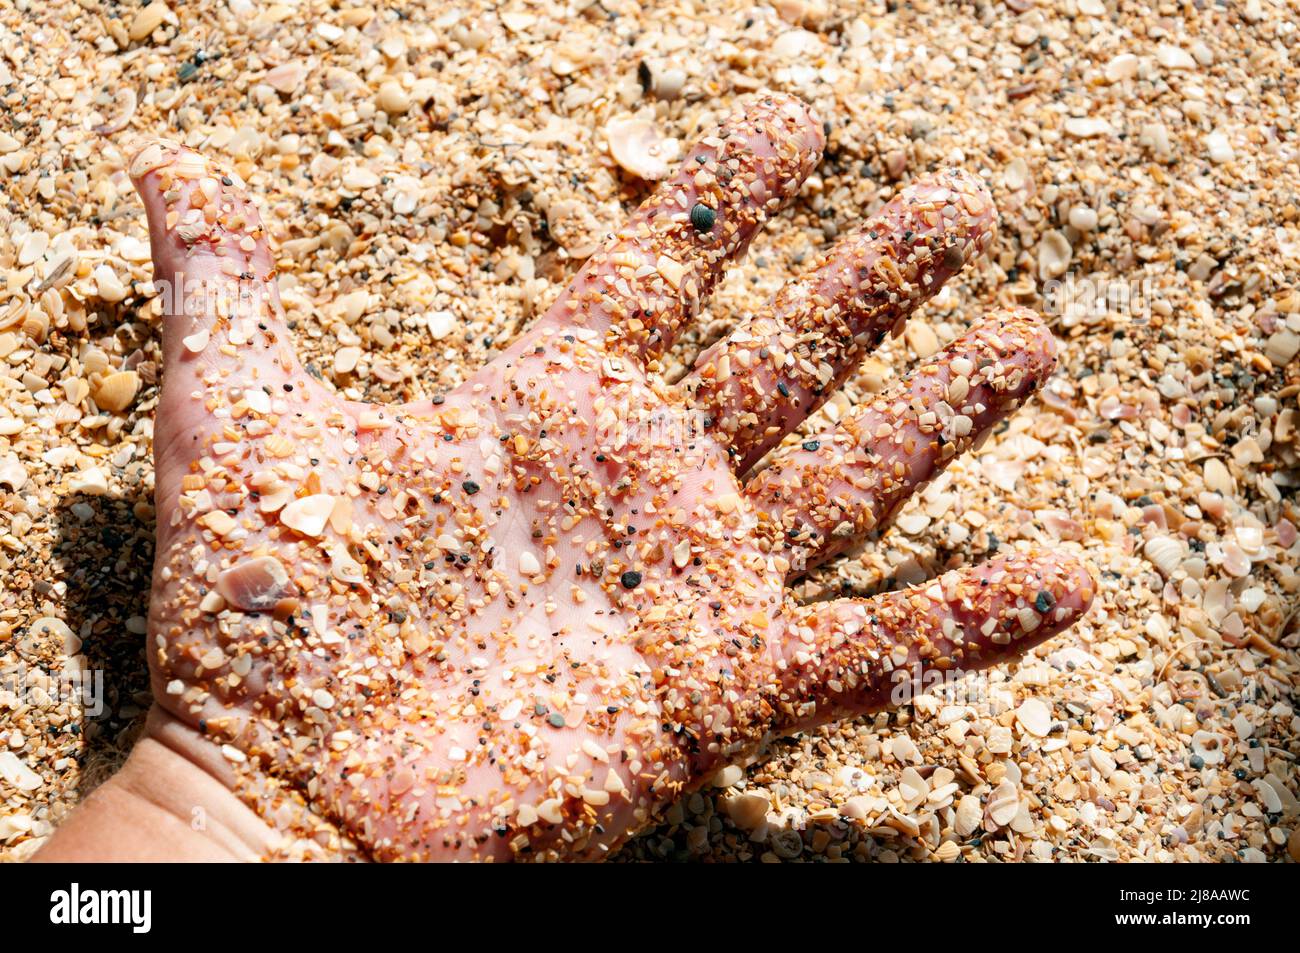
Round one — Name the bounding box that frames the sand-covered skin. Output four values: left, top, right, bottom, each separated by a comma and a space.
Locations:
0, 0, 1297, 862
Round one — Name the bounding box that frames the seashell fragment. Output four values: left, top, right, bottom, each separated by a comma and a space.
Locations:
1063, 116, 1112, 139
281, 493, 336, 537
92, 264, 128, 302
265, 61, 308, 94
0, 751, 41, 791
985, 779, 1020, 828
605, 116, 680, 180
129, 142, 169, 179
94, 371, 141, 412
199, 510, 238, 537
955, 794, 982, 836
257, 483, 294, 514
0, 452, 27, 491
1203, 457, 1234, 495
1143, 535, 1182, 578
32, 616, 80, 655
217, 555, 293, 611
328, 547, 365, 584
129, 2, 171, 42
93, 88, 137, 135
725, 792, 770, 831
1037, 229, 1072, 280
1190, 730, 1226, 766
182, 329, 210, 353
1016, 698, 1052, 737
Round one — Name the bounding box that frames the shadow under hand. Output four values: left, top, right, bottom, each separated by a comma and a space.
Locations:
51, 489, 156, 795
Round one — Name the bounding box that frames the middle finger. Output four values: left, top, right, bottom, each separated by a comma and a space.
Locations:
542, 93, 824, 367
681, 168, 996, 474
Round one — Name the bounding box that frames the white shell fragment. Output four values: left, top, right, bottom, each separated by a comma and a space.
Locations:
1037, 229, 1072, 280
216, 556, 293, 611
280, 493, 336, 537
1191, 730, 1226, 766
955, 794, 982, 836
328, 547, 365, 584
1063, 116, 1112, 139
1143, 535, 1183, 577
605, 116, 680, 180
182, 329, 210, 353
1016, 698, 1052, 737
93, 371, 140, 412
0, 453, 26, 491
0, 751, 41, 792
985, 779, 1020, 828
257, 483, 294, 513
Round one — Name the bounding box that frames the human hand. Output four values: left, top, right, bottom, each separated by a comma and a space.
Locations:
46, 93, 1092, 862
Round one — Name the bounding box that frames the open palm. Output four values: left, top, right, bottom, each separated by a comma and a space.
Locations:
131, 93, 1092, 861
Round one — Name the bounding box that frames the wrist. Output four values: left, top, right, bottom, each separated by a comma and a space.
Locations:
35, 707, 280, 862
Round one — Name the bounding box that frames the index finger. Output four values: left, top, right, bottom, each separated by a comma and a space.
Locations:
542, 93, 824, 364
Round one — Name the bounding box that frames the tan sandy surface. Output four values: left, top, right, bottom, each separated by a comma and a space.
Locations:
0, 0, 1297, 862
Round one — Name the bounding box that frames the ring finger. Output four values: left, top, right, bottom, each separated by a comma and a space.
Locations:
745, 307, 1057, 576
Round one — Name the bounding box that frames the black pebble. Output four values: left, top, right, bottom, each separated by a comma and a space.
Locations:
620, 570, 642, 589
690, 203, 716, 233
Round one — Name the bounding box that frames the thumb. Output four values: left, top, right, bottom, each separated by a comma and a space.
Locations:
129, 140, 317, 496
